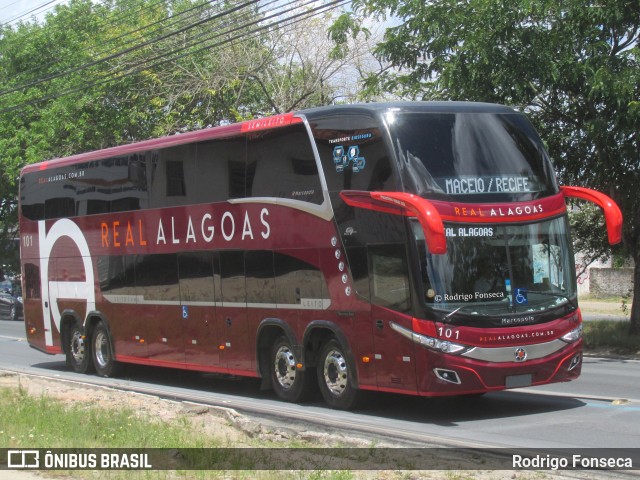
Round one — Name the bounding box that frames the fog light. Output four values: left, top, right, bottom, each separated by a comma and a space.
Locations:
434, 368, 461, 385
568, 354, 581, 371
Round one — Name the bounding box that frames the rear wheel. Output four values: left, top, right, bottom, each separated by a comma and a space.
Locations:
66, 323, 93, 374
270, 336, 312, 403
92, 321, 122, 377
317, 338, 361, 410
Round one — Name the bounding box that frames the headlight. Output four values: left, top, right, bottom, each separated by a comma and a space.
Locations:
389, 321, 469, 355
560, 324, 583, 343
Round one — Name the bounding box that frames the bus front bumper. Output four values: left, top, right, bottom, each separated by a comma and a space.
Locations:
415, 339, 582, 396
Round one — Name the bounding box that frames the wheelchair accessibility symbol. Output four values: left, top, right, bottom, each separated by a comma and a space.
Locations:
515, 288, 528, 305
182, 306, 189, 319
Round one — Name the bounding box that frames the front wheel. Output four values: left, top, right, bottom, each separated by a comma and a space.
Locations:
317, 338, 361, 410
66, 323, 93, 374
270, 336, 312, 403
92, 321, 122, 377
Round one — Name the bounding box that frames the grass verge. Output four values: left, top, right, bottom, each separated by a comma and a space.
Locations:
0, 385, 207, 450
583, 320, 640, 356
0, 384, 355, 479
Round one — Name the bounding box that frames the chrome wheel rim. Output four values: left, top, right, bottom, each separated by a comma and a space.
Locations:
70, 330, 86, 363
323, 349, 348, 396
273, 345, 297, 390
94, 330, 110, 369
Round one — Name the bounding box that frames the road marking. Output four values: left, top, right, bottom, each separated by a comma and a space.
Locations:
0, 334, 24, 341
514, 387, 640, 405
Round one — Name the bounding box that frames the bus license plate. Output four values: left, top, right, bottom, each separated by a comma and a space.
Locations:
505, 374, 532, 388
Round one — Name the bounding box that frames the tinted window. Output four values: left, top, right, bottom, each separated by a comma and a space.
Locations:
21, 155, 148, 220
45, 197, 76, 219
228, 159, 246, 199
194, 138, 246, 203
148, 145, 196, 207
178, 252, 216, 302
274, 251, 326, 305
245, 250, 276, 304
345, 246, 369, 300
166, 161, 186, 197
23, 262, 41, 299
369, 244, 411, 313
135, 254, 179, 301
247, 125, 323, 204
390, 113, 558, 202
311, 114, 399, 193
100, 255, 137, 297
220, 251, 245, 303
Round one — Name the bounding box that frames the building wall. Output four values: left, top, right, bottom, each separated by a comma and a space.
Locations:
589, 268, 634, 298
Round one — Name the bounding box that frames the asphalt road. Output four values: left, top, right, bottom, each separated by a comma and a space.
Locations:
1, 319, 639, 452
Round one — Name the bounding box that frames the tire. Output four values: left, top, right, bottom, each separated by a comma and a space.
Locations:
66, 323, 93, 374
317, 338, 361, 410
9, 305, 17, 321
270, 336, 312, 403
92, 321, 122, 377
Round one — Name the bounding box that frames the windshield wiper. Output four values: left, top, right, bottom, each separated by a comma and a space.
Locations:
444, 306, 464, 320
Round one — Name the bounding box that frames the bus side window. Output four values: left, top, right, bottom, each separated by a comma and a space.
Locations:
368, 244, 411, 313
247, 125, 323, 205
45, 197, 76, 219
100, 156, 146, 214
345, 246, 369, 300
149, 145, 196, 207
134, 254, 180, 301
219, 251, 246, 304
245, 251, 276, 305
101, 255, 137, 297
273, 251, 326, 306
195, 140, 234, 203
23, 262, 41, 300
311, 115, 399, 194
178, 252, 216, 302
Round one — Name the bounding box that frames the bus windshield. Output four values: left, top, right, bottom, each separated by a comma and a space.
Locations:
411, 217, 577, 321
388, 112, 558, 202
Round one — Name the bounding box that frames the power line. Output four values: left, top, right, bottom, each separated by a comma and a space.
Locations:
0, 0, 261, 98
0, 0, 66, 26
0, 0, 171, 82
0, 0, 347, 115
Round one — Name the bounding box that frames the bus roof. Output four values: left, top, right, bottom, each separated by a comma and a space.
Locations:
300, 101, 517, 119
20, 101, 518, 175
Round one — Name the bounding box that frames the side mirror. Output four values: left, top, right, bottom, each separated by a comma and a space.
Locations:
561, 186, 623, 245
340, 190, 447, 254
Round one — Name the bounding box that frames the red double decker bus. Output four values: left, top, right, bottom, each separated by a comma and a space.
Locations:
19, 102, 622, 409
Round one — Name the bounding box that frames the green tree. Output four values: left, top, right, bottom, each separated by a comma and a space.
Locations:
334, 0, 640, 333
0, 0, 168, 271
0, 0, 358, 272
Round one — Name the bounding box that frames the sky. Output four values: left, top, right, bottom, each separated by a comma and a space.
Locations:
0, 0, 67, 26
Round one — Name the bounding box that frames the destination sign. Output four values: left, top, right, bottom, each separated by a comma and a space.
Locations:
440, 175, 540, 195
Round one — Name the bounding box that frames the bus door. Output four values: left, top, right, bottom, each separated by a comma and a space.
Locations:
178, 252, 220, 369
369, 244, 418, 393
218, 251, 251, 373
